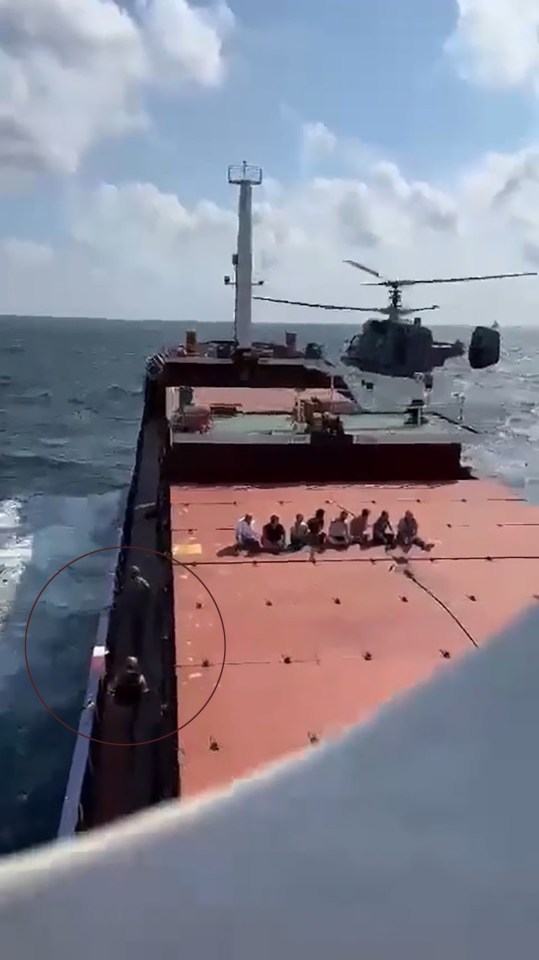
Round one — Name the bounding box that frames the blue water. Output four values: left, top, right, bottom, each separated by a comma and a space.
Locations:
0, 316, 538, 856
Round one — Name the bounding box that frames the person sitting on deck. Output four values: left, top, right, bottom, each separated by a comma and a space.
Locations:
289, 513, 309, 550
307, 508, 326, 551
327, 510, 351, 547
372, 510, 395, 548
396, 510, 429, 550
262, 515, 286, 552
349, 508, 370, 545
234, 514, 260, 552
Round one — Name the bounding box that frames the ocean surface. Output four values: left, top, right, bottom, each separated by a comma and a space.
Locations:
0, 316, 538, 856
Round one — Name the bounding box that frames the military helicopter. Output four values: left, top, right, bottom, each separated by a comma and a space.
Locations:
254, 260, 537, 379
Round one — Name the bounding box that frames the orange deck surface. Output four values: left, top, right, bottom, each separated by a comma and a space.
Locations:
172, 480, 539, 797
192, 386, 350, 412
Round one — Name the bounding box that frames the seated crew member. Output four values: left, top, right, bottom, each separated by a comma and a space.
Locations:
372, 510, 395, 548
349, 508, 370, 545
262, 515, 286, 552
289, 513, 309, 550
234, 513, 260, 552
327, 510, 351, 547
396, 510, 429, 550
307, 508, 326, 549
306, 508, 327, 561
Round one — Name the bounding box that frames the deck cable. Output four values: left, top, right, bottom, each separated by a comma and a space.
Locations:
403, 568, 479, 649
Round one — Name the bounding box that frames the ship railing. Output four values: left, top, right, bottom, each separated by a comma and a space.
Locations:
56, 602, 112, 837
57, 396, 148, 837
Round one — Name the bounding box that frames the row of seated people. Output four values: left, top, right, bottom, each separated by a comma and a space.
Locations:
234, 507, 430, 553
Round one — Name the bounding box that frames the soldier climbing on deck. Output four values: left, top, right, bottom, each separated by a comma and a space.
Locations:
109, 655, 150, 745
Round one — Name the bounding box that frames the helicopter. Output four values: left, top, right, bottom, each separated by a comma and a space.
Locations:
254, 260, 538, 379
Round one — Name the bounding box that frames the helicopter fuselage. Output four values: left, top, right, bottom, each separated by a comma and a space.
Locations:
341, 317, 465, 379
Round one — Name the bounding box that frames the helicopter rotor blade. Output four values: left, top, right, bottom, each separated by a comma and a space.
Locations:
359, 271, 538, 288
343, 259, 386, 281
253, 296, 378, 312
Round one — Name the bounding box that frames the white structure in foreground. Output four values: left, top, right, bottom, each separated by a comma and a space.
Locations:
1, 602, 539, 958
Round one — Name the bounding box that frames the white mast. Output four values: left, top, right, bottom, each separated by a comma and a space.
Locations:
228, 162, 263, 349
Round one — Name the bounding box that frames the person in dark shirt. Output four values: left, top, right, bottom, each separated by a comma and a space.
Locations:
307, 508, 326, 556
372, 510, 395, 548
350, 508, 370, 545
109, 656, 150, 744
262, 515, 286, 552
111, 656, 149, 705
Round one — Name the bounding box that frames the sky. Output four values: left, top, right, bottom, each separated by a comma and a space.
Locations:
2, 572, 539, 957
1, 0, 539, 323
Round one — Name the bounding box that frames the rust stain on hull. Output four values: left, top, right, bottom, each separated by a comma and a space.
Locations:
172, 479, 539, 799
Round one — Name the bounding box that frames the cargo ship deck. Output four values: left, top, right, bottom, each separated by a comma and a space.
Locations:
172, 476, 539, 797
60, 162, 539, 840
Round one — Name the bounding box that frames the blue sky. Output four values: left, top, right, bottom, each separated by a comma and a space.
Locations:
0, 0, 538, 322
84, 0, 534, 195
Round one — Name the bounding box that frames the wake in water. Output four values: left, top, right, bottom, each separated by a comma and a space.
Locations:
0, 490, 123, 854
0, 501, 32, 641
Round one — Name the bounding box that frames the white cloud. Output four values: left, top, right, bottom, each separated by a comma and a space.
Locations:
447, 0, 539, 93
0, 237, 54, 266
1, 126, 539, 323
301, 121, 337, 161
138, 0, 234, 87
0, 0, 234, 180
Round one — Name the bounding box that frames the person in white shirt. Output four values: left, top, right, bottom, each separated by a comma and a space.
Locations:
289, 513, 309, 550
234, 514, 260, 552
327, 510, 351, 547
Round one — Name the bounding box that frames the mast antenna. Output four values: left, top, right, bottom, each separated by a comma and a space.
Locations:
227, 162, 263, 349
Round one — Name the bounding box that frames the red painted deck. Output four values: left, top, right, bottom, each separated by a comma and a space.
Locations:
172, 480, 539, 798
192, 386, 351, 412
